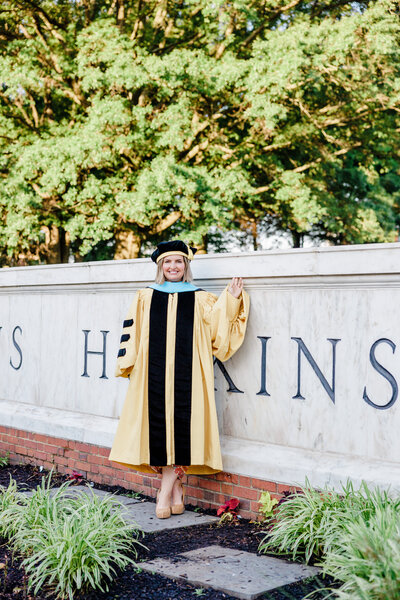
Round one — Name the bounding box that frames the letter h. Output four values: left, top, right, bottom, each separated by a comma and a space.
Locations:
81, 330, 109, 379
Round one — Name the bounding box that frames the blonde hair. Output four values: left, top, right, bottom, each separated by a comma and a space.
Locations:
155, 256, 193, 284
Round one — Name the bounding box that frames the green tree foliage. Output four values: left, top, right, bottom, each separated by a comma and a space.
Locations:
0, 0, 399, 264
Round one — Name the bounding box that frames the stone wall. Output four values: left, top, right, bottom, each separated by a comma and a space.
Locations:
1, 242, 400, 516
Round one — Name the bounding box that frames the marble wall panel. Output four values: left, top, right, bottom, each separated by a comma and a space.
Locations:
0, 295, 11, 399
1, 243, 400, 484
74, 291, 132, 419
38, 293, 79, 411
0, 295, 10, 400
3, 293, 42, 406
215, 284, 400, 463
34, 290, 137, 418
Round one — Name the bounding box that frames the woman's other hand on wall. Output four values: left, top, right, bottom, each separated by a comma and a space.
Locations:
228, 277, 243, 298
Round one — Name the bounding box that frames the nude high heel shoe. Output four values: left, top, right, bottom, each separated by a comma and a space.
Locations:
156, 489, 171, 519
171, 481, 185, 515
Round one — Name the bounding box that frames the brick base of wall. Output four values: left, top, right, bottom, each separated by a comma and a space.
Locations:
0, 425, 299, 520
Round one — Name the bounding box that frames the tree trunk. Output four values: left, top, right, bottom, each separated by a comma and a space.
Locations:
41, 225, 61, 263
40, 225, 70, 263
194, 234, 208, 254
114, 230, 142, 259
250, 220, 258, 251
291, 230, 304, 248
60, 229, 71, 263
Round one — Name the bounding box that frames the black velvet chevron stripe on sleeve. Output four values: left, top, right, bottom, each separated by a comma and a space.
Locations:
117, 348, 126, 357
120, 333, 130, 342
123, 319, 133, 327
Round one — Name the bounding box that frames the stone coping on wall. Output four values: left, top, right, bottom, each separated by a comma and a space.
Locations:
1, 242, 400, 291
1, 399, 399, 495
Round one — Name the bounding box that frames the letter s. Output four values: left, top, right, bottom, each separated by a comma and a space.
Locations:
10, 326, 23, 370
363, 338, 398, 410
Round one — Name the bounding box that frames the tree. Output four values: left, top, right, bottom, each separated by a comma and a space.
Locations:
0, 0, 398, 265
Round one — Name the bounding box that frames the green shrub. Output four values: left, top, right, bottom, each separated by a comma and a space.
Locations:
1, 473, 144, 599
323, 504, 400, 600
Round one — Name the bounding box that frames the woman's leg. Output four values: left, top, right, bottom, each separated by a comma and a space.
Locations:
171, 478, 184, 505
157, 466, 178, 510
171, 466, 186, 505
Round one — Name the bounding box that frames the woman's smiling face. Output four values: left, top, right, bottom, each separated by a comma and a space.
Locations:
162, 255, 185, 282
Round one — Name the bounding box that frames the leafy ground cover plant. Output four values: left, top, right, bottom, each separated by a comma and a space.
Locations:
0, 452, 10, 467
0, 473, 144, 599
258, 491, 278, 522
66, 470, 83, 483
217, 498, 240, 525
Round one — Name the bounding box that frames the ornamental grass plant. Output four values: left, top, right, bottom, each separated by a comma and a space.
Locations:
0, 475, 23, 536
323, 504, 400, 600
259, 479, 400, 599
0, 472, 144, 599
259, 479, 356, 563
0, 474, 71, 544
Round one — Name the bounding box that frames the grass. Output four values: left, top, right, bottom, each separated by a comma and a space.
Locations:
258, 479, 400, 599
0, 472, 145, 599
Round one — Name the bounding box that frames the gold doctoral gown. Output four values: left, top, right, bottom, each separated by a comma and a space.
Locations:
109, 281, 250, 475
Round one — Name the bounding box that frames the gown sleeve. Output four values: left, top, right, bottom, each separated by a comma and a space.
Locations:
115, 291, 141, 378
210, 286, 250, 362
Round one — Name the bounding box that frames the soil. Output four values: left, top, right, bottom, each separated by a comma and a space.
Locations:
0, 464, 339, 600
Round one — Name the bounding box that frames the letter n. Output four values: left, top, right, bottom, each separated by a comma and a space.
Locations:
292, 337, 341, 404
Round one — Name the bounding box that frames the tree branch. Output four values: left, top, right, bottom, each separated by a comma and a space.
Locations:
0, 91, 34, 129
32, 16, 63, 74
293, 143, 362, 173
31, 182, 52, 199
27, 92, 39, 128
149, 211, 181, 234
241, 0, 303, 48
43, 76, 83, 106
16, 0, 66, 43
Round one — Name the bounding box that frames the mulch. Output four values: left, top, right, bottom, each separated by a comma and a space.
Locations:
0, 463, 338, 600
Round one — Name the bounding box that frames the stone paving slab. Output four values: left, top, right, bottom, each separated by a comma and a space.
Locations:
122, 502, 218, 533
140, 544, 320, 600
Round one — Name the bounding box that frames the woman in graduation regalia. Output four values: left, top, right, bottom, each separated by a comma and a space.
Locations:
109, 240, 249, 518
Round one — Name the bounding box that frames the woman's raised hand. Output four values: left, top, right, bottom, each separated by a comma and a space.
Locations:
228, 277, 243, 298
